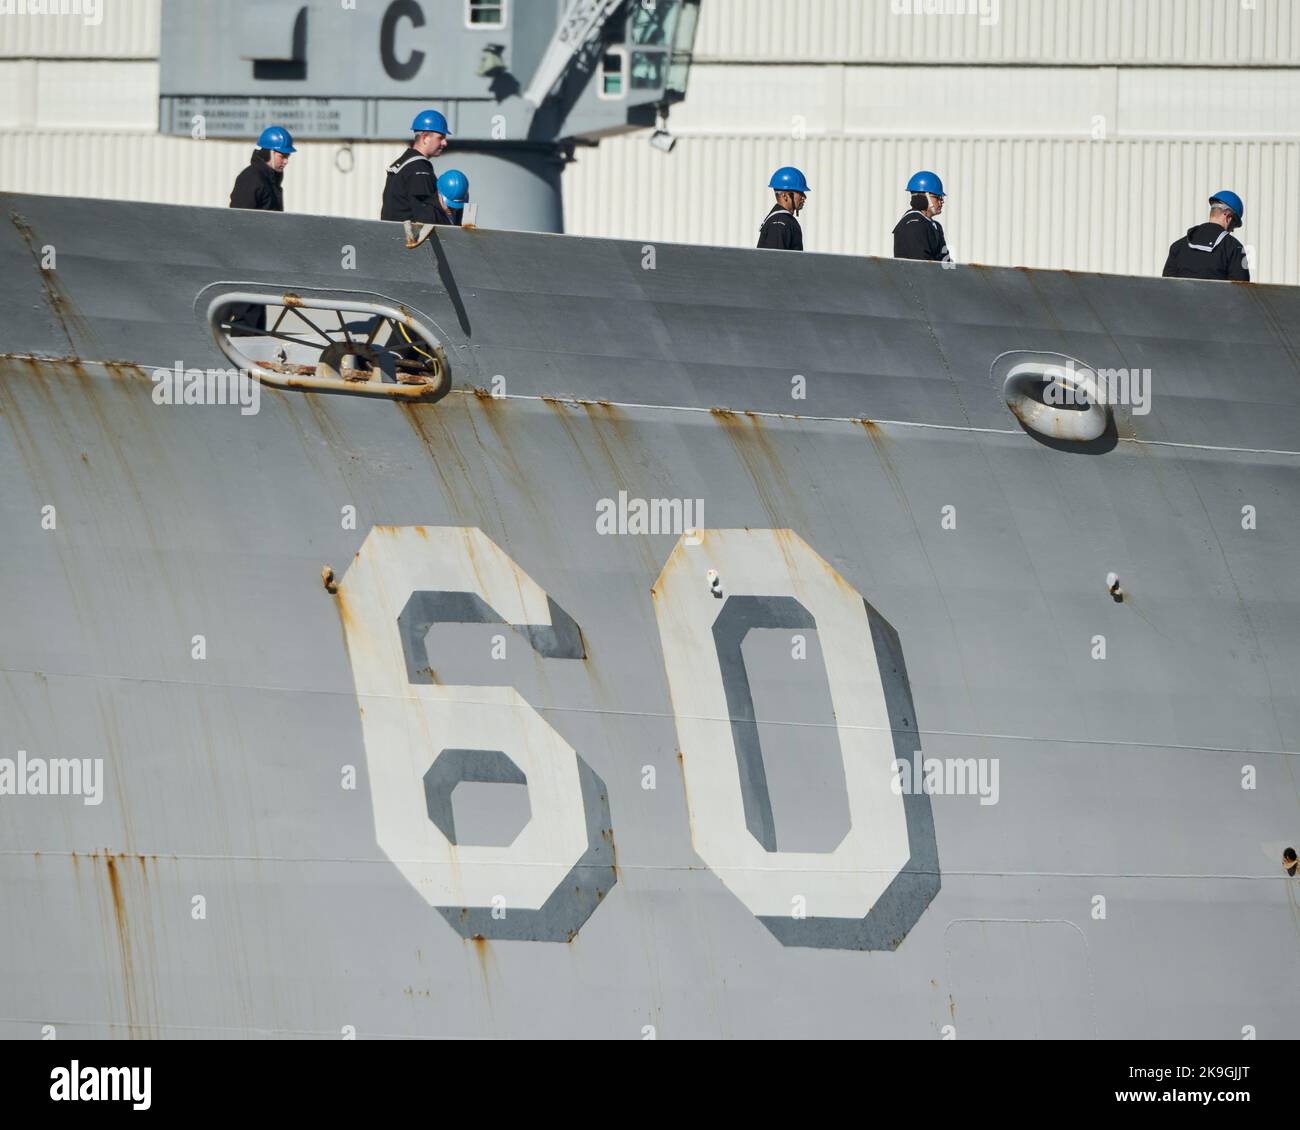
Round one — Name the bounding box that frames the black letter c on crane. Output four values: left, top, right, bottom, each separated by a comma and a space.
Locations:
381, 0, 426, 81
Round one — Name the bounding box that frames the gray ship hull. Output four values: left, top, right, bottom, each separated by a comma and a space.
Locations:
1, 194, 1298, 1038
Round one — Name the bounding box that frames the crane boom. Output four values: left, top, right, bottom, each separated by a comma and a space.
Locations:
522, 0, 624, 107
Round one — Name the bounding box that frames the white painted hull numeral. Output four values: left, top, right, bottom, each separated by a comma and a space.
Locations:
338, 526, 615, 943
652, 530, 939, 949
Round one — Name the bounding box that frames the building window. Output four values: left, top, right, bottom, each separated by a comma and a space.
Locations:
466, 0, 507, 29
599, 50, 626, 99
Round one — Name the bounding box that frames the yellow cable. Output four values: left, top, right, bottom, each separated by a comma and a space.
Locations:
396, 321, 438, 365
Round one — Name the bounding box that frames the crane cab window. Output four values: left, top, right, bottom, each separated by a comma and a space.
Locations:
467, 0, 507, 29
599, 50, 627, 99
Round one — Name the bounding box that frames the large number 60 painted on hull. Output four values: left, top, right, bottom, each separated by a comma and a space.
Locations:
339, 526, 938, 949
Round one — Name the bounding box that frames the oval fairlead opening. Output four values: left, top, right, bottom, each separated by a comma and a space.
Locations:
205, 290, 450, 401
994, 351, 1112, 443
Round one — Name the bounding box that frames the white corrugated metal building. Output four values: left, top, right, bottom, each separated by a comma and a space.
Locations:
2, 0, 1298, 282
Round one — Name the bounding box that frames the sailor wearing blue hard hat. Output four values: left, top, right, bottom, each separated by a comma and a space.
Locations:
226, 125, 296, 335
437, 169, 470, 226
894, 171, 952, 263
758, 166, 810, 251
1162, 190, 1250, 282
381, 109, 454, 224
229, 125, 296, 213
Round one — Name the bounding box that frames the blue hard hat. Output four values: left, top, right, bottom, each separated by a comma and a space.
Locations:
907, 170, 945, 197
437, 169, 470, 210
257, 126, 296, 155
412, 109, 452, 137
1209, 190, 1244, 221
768, 166, 810, 194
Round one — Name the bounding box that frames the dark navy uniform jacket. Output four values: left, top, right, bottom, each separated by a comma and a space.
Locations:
1162, 222, 1250, 281
229, 151, 284, 212
893, 210, 949, 262
381, 148, 450, 225
758, 205, 804, 251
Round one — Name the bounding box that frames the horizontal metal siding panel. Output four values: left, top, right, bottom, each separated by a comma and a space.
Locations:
694, 0, 1300, 65
5, 1, 1293, 64
0, 131, 403, 214
0, 0, 159, 58
5, 58, 1294, 142
563, 134, 1300, 285
0, 59, 157, 128
675, 64, 1300, 140
6, 60, 1297, 141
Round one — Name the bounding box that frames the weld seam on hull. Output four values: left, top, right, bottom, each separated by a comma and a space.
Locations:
3, 661, 1295, 759
470, 391, 1300, 459
0, 853, 1280, 884
7, 357, 1298, 459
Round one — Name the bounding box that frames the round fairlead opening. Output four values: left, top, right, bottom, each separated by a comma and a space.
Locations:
993, 350, 1112, 444
198, 284, 451, 402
